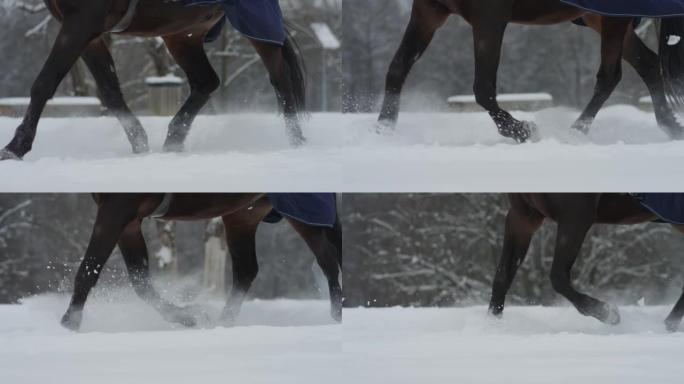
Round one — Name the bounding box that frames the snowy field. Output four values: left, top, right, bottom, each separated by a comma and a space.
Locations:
1, 106, 684, 191
344, 306, 684, 383
0, 295, 341, 384
2, 296, 683, 383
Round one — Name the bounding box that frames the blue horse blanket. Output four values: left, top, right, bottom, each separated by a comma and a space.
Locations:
562, 0, 684, 17
184, 0, 286, 45
633, 193, 684, 225
265, 194, 337, 228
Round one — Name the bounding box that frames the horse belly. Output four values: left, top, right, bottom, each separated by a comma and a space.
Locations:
161, 194, 267, 220
121, 1, 224, 37
511, 0, 585, 25
595, 194, 658, 224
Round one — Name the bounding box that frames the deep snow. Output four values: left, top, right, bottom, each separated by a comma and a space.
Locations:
344, 306, 684, 383
2, 296, 683, 383
1, 106, 684, 191
0, 295, 341, 384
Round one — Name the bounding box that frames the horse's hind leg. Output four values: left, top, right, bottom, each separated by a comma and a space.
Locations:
489, 197, 543, 317
61, 194, 145, 331
82, 39, 149, 154
162, 34, 220, 152
571, 17, 630, 134
550, 195, 620, 325
0, 8, 108, 160
251, 40, 306, 147
117, 219, 197, 327
665, 287, 684, 332
622, 28, 684, 139
219, 214, 261, 325
288, 219, 343, 322
377, 0, 449, 129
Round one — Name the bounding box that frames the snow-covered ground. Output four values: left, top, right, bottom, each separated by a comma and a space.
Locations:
1, 106, 684, 191
344, 306, 684, 383
0, 295, 341, 384
2, 296, 683, 383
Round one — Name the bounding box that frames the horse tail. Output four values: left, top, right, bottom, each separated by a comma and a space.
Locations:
281, 27, 307, 118
660, 17, 684, 108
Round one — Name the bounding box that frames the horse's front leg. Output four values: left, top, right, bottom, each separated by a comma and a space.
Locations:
219, 214, 261, 326
1, 6, 109, 160
488, 201, 543, 318
377, 0, 449, 130
118, 218, 197, 328
162, 34, 220, 153
61, 194, 145, 331
571, 17, 630, 134
251, 39, 307, 147
472, 15, 533, 143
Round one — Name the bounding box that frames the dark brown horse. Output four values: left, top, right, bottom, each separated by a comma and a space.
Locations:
379, 0, 684, 143
0, 0, 306, 161
489, 193, 684, 332
60, 193, 342, 331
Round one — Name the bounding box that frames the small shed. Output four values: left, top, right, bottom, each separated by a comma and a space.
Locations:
447, 93, 554, 112
310, 22, 340, 111
145, 75, 184, 116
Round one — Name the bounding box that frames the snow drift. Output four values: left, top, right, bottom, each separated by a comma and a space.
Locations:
343, 306, 684, 383
2, 296, 683, 383
0, 294, 341, 384
1, 106, 683, 191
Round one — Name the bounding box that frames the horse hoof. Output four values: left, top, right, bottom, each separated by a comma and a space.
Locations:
289, 135, 307, 148
177, 316, 197, 328
665, 317, 681, 333
162, 306, 198, 327
487, 305, 504, 319
571, 119, 592, 135
218, 313, 238, 328
169, 312, 197, 328
60, 311, 82, 331
0, 148, 22, 161
498, 120, 534, 143
173, 309, 198, 327
132, 142, 150, 154
331, 308, 342, 323
598, 304, 621, 325
374, 119, 397, 135
162, 142, 185, 153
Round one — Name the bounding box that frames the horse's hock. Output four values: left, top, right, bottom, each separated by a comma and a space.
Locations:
145, 75, 184, 116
